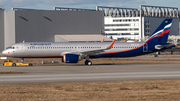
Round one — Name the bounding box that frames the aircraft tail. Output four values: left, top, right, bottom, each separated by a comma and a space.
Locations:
145, 19, 172, 43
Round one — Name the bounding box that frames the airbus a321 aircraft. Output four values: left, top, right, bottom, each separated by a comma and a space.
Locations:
2, 19, 174, 65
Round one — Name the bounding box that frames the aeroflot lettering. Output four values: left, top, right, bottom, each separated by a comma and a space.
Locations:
30, 43, 51, 45
131, 44, 139, 46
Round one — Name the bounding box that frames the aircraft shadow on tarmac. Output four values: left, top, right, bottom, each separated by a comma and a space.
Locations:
36, 63, 157, 66
0, 62, 168, 67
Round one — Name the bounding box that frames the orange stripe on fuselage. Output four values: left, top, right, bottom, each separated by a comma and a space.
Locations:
97, 47, 139, 55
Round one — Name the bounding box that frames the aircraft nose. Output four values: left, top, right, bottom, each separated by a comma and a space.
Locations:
2, 50, 9, 56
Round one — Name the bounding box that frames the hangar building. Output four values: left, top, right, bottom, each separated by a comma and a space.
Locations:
0, 7, 106, 52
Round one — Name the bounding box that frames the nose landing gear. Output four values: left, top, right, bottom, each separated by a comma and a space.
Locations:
85, 60, 92, 65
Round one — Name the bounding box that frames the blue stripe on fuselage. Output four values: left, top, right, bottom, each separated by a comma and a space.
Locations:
94, 43, 171, 58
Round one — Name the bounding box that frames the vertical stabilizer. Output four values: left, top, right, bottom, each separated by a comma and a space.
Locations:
145, 19, 172, 43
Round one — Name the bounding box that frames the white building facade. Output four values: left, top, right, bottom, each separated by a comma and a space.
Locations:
104, 17, 141, 40
97, 5, 179, 41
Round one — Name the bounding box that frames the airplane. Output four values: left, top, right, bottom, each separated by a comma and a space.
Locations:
2, 19, 175, 65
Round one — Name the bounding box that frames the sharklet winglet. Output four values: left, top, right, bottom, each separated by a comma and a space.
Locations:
108, 39, 116, 49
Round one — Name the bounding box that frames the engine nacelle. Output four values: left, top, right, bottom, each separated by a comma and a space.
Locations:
62, 54, 79, 63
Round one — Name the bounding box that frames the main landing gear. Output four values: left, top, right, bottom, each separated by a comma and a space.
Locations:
85, 60, 92, 65
84, 56, 92, 65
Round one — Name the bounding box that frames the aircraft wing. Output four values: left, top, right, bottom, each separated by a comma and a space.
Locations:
80, 48, 108, 56
80, 39, 116, 55
61, 39, 116, 56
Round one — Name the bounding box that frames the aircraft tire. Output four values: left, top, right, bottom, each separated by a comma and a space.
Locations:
85, 61, 92, 65
87, 61, 92, 66
85, 61, 88, 65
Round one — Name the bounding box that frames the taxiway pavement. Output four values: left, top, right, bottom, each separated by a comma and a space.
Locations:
0, 63, 180, 84
0, 62, 180, 84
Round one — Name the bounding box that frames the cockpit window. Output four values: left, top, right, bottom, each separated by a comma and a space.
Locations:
6, 46, 15, 49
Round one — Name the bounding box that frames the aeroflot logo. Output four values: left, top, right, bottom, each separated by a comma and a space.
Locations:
30, 43, 51, 45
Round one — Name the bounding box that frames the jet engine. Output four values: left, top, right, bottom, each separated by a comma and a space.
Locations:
62, 54, 79, 63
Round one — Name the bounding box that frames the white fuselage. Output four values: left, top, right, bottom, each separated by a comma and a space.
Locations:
2, 41, 144, 58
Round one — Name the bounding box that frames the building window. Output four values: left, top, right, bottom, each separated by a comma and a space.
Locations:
105, 28, 139, 31
105, 33, 132, 35
122, 33, 131, 35
105, 24, 131, 27
113, 19, 139, 22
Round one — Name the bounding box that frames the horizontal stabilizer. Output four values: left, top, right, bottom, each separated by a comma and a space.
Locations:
155, 43, 175, 50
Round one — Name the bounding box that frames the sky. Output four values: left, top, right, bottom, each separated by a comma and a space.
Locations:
0, 0, 180, 10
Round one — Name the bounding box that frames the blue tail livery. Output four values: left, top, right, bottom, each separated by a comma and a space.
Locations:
145, 19, 172, 43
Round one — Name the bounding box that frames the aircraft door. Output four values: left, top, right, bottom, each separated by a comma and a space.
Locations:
20, 43, 24, 52
143, 43, 148, 52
